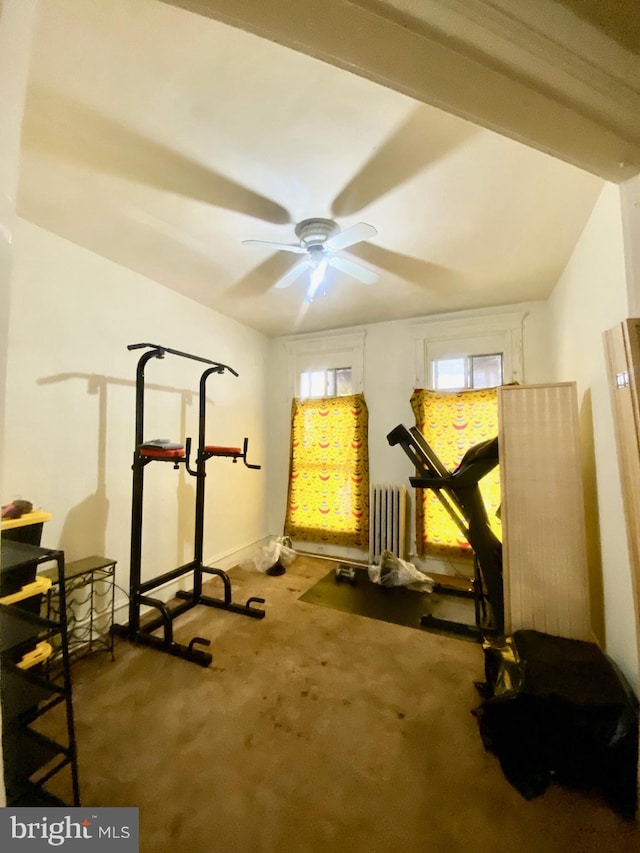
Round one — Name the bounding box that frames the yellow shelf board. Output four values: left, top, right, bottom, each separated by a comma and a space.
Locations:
1, 511, 52, 531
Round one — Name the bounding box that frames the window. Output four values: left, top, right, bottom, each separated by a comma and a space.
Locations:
284, 394, 369, 548
300, 367, 353, 398
409, 312, 519, 554
411, 387, 501, 558
433, 352, 503, 390
300, 367, 353, 399
283, 332, 369, 549
471, 353, 503, 388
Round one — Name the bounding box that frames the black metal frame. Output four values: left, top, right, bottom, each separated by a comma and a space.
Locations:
387, 424, 504, 638
113, 343, 265, 667
1, 541, 81, 806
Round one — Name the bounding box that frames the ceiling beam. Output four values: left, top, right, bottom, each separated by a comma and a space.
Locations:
160, 0, 640, 181
371, 0, 640, 140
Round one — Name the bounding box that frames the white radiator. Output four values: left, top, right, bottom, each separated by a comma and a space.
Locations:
369, 484, 407, 563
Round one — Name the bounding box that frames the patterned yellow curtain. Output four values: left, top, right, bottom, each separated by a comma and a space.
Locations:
284, 394, 369, 548
410, 388, 501, 558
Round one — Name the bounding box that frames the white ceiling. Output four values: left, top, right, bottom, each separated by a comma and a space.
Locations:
18, 0, 637, 337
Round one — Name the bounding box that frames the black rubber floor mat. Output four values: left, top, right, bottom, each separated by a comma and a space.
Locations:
299, 566, 480, 642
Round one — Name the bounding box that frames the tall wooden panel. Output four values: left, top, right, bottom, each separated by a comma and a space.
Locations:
603, 319, 640, 644
603, 321, 640, 814
498, 383, 591, 640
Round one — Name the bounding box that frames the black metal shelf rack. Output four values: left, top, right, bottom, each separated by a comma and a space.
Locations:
0, 539, 80, 806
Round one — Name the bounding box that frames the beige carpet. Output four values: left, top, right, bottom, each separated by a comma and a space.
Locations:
39, 555, 638, 852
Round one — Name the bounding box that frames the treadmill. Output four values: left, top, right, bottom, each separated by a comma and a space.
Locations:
387, 424, 504, 638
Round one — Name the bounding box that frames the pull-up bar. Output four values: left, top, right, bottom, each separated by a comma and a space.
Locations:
127, 342, 239, 376
114, 342, 265, 667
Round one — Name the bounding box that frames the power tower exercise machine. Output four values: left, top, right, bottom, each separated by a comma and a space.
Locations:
387, 424, 503, 638
113, 342, 265, 667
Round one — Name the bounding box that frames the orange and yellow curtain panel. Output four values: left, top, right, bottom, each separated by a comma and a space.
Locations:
284, 394, 369, 548
411, 387, 501, 558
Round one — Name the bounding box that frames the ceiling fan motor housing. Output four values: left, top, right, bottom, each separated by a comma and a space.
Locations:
295, 218, 340, 248
242, 218, 378, 288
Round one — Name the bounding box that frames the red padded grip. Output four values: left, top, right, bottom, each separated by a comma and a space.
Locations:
139, 448, 185, 459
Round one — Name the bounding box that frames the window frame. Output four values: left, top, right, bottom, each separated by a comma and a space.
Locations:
284, 331, 365, 398
411, 309, 526, 390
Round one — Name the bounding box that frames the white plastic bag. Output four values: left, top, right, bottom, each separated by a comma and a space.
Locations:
239, 541, 277, 573
239, 536, 297, 573
277, 542, 297, 568
368, 550, 434, 592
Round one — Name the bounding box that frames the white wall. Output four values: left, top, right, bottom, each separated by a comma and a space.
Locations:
267, 302, 550, 563
4, 219, 269, 610
547, 182, 639, 695
0, 0, 40, 813
0, 0, 36, 470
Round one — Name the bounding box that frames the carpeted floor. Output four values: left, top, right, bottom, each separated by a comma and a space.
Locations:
36, 555, 638, 853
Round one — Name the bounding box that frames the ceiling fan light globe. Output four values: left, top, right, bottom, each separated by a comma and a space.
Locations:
308, 245, 326, 264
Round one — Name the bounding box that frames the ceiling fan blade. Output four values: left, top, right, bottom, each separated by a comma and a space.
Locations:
231, 252, 303, 298
332, 104, 479, 218
348, 243, 462, 295
274, 260, 313, 289
328, 254, 378, 285
324, 222, 377, 253
23, 85, 291, 224
241, 239, 307, 254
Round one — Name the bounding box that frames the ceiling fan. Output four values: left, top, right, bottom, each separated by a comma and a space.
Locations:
242, 218, 379, 294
